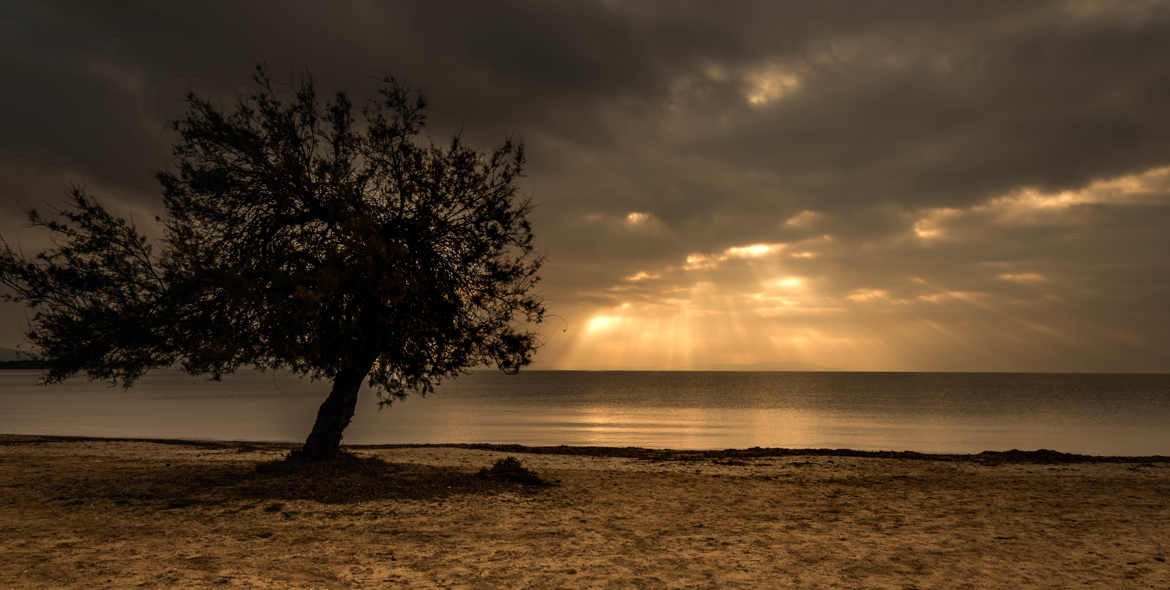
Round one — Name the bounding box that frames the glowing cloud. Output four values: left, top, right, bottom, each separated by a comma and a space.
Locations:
725, 242, 784, 258
582, 210, 665, 232
784, 210, 820, 227
913, 208, 962, 239
991, 166, 1170, 218
683, 242, 787, 270
766, 276, 806, 290
999, 272, 1048, 283
684, 254, 715, 270
847, 288, 888, 302
625, 211, 651, 225
909, 165, 1170, 238
745, 65, 802, 106
917, 291, 988, 304
626, 271, 660, 282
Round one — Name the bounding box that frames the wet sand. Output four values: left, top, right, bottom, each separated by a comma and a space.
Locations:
1, 435, 1168, 588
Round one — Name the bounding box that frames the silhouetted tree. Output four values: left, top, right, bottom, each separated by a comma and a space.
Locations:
0, 67, 544, 459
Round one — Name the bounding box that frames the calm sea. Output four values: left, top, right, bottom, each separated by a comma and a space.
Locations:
2, 369, 1168, 455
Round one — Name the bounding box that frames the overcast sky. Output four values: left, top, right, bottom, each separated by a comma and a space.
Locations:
2, 1, 1169, 371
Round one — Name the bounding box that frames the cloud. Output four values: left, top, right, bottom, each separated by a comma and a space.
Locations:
724, 243, 785, 259
625, 271, 660, 282
998, 273, 1048, 284
846, 288, 889, 303
784, 210, 820, 228
2, 1, 1170, 370
909, 165, 1170, 241
744, 64, 803, 107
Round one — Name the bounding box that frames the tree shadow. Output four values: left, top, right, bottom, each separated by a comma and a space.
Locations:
237, 452, 534, 503
44, 453, 546, 508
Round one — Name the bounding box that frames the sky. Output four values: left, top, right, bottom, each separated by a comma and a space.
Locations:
1, 1, 1169, 372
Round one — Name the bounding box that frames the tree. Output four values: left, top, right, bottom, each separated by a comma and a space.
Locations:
0, 67, 544, 460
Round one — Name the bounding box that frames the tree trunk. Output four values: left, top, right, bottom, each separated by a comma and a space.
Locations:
300, 360, 374, 460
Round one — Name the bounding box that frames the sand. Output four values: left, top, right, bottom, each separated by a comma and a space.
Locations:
1, 436, 1169, 589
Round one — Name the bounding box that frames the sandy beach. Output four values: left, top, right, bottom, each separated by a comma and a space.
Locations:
2, 436, 1168, 589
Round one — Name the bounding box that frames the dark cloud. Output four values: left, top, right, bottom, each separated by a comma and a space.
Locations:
1, 1, 1168, 370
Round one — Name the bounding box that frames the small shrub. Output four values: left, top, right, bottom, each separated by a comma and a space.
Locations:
477, 456, 549, 486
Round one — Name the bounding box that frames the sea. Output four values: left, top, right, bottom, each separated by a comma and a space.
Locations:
2, 369, 1169, 456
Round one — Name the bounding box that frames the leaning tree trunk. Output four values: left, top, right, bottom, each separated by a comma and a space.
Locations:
301, 360, 375, 460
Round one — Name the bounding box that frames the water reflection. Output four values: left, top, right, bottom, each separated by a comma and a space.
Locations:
2, 370, 1169, 455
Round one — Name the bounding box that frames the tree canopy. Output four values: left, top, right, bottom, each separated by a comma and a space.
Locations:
0, 67, 544, 458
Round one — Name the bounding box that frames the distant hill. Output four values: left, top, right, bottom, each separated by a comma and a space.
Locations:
0, 347, 37, 362
0, 346, 44, 369
704, 361, 839, 372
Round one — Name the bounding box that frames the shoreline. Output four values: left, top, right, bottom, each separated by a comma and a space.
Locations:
4, 433, 1170, 464
3, 436, 1169, 587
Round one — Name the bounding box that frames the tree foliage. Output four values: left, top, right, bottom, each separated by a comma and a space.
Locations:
1, 67, 544, 413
